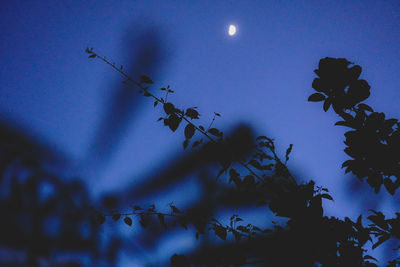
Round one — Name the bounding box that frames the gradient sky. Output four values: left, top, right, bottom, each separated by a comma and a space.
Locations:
1, 0, 400, 265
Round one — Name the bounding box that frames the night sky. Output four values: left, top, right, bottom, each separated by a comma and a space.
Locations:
1, 1, 400, 265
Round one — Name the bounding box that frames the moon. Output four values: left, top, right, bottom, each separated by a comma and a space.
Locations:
228, 25, 237, 36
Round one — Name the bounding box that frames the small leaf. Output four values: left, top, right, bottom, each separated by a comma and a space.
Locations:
112, 214, 121, 221
124, 217, 132, 226
185, 108, 200, 119
363, 255, 377, 262
208, 128, 222, 137
358, 103, 374, 112
88, 54, 96, 58
164, 102, 176, 115
285, 144, 293, 162
320, 193, 334, 201
308, 93, 326, 102
140, 75, 154, 84
164, 114, 182, 132
199, 125, 205, 131
214, 112, 221, 117
133, 205, 143, 211
183, 139, 189, 149
384, 178, 396, 195
214, 226, 227, 240
184, 124, 195, 139
170, 204, 183, 214
248, 159, 263, 170
323, 98, 332, 112
154, 101, 158, 107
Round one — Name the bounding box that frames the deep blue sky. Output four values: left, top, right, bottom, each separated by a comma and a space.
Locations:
1, 0, 400, 265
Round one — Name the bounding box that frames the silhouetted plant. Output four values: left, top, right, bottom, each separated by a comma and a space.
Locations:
87, 49, 400, 266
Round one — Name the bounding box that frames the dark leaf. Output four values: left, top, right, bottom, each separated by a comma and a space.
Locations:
208, 128, 222, 137
384, 178, 396, 195
285, 144, 293, 162
214, 226, 227, 240
363, 255, 377, 262
358, 103, 374, 112
170, 204, 183, 214
192, 139, 203, 147
183, 139, 189, 149
112, 214, 121, 221
184, 124, 195, 139
320, 193, 334, 201
308, 93, 326, 102
164, 114, 182, 132
133, 205, 143, 211
154, 101, 158, 107
164, 102, 176, 115
124, 217, 132, 226
323, 98, 332, 112
249, 159, 262, 170
140, 75, 154, 84
185, 108, 200, 119
232, 230, 241, 241
88, 54, 96, 58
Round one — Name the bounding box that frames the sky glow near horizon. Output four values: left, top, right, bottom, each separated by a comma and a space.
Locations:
1, 0, 400, 265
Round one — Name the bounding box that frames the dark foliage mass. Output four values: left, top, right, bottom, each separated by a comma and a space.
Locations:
85, 51, 400, 266
1, 51, 400, 266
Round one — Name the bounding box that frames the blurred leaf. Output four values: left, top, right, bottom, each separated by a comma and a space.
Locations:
112, 214, 121, 221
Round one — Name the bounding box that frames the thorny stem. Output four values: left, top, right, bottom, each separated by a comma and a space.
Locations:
89, 50, 295, 185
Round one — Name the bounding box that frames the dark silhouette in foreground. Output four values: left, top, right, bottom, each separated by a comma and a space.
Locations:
2, 53, 400, 266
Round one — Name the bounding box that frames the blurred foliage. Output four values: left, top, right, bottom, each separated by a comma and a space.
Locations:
86, 50, 400, 266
